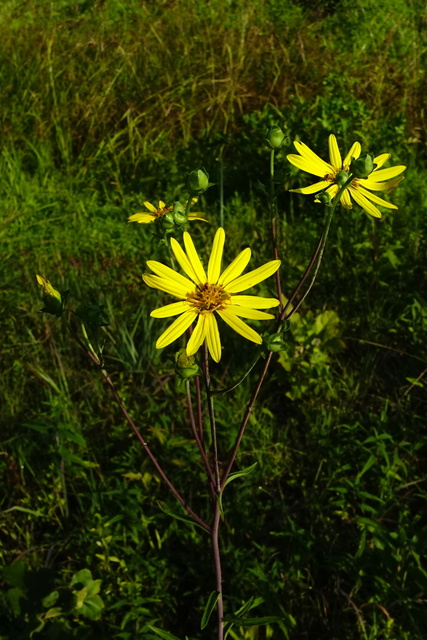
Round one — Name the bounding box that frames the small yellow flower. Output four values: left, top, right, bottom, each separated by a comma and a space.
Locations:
143, 228, 281, 362
128, 198, 206, 224
287, 134, 406, 218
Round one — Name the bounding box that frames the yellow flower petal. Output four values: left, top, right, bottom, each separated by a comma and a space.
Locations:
144, 201, 157, 213
188, 212, 208, 222
142, 274, 188, 299
328, 134, 342, 170
225, 260, 281, 294
358, 179, 394, 191
183, 232, 207, 284
205, 313, 221, 362
146, 260, 194, 292
355, 186, 398, 209
187, 314, 207, 356
128, 212, 156, 223
340, 188, 353, 209
293, 141, 334, 175
151, 301, 191, 318
368, 166, 406, 182
156, 310, 196, 349
226, 305, 275, 320
287, 154, 329, 178
343, 141, 361, 167
219, 248, 251, 287
349, 187, 381, 218
229, 295, 280, 309
170, 237, 199, 283
217, 309, 262, 344
158, 200, 166, 208
373, 153, 390, 169
289, 180, 331, 194
208, 228, 225, 284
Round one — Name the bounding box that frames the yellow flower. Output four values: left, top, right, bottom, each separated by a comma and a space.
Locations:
128, 198, 206, 224
143, 228, 281, 362
287, 134, 406, 218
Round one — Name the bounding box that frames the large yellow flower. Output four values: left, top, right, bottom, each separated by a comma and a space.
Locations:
287, 134, 406, 218
128, 199, 206, 224
143, 228, 281, 362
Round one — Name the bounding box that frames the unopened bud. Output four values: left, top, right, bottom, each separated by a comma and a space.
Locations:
265, 126, 285, 150
315, 191, 332, 205
172, 201, 188, 226
335, 170, 350, 187
161, 211, 175, 231
187, 169, 209, 194
175, 349, 200, 380
264, 332, 287, 353
350, 153, 375, 179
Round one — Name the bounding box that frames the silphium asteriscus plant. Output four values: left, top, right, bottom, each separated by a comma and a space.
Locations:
143, 228, 281, 362
287, 134, 406, 218
128, 198, 206, 224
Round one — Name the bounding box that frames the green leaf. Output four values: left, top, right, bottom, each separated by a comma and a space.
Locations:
156, 501, 208, 533
356, 454, 377, 480
223, 462, 257, 490
201, 591, 220, 629
147, 626, 182, 640
223, 615, 283, 626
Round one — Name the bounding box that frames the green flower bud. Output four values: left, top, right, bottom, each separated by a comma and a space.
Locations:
265, 125, 285, 150
335, 170, 350, 187
161, 211, 175, 231
173, 201, 188, 226
315, 191, 332, 205
175, 349, 200, 380
74, 303, 109, 328
350, 153, 375, 179
264, 331, 287, 353
36, 274, 67, 317
187, 168, 209, 194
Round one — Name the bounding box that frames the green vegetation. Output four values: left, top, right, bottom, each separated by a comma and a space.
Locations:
1, 0, 427, 638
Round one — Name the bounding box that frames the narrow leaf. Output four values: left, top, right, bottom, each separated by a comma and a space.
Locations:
223, 462, 257, 490
201, 591, 221, 629
147, 626, 182, 640
223, 615, 283, 626
157, 502, 208, 533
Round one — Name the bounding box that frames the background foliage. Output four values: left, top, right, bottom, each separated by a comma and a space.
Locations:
1, 0, 427, 638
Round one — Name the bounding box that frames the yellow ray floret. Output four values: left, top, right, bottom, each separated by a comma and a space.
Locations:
287, 134, 406, 218
143, 228, 281, 362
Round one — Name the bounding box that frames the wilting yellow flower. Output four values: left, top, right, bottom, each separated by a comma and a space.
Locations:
287, 134, 406, 218
143, 228, 280, 362
36, 274, 64, 316
128, 199, 206, 224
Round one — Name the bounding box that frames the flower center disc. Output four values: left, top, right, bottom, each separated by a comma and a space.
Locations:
187, 283, 230, 313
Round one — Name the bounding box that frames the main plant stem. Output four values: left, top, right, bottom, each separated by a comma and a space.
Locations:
202, 344, 224, 639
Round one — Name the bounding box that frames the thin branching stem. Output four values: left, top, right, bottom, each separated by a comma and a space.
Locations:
221, 351, 273, 489
202, 344, 221, 492
269, 149, 283, 308
280, 176, 354, 322
186, 380, 216, 494
223, 179, 354, 484
195, 375, 204, 441
68, 323, 210, 532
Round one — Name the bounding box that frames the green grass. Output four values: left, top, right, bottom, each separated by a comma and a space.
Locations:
1, 0, 427, 638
